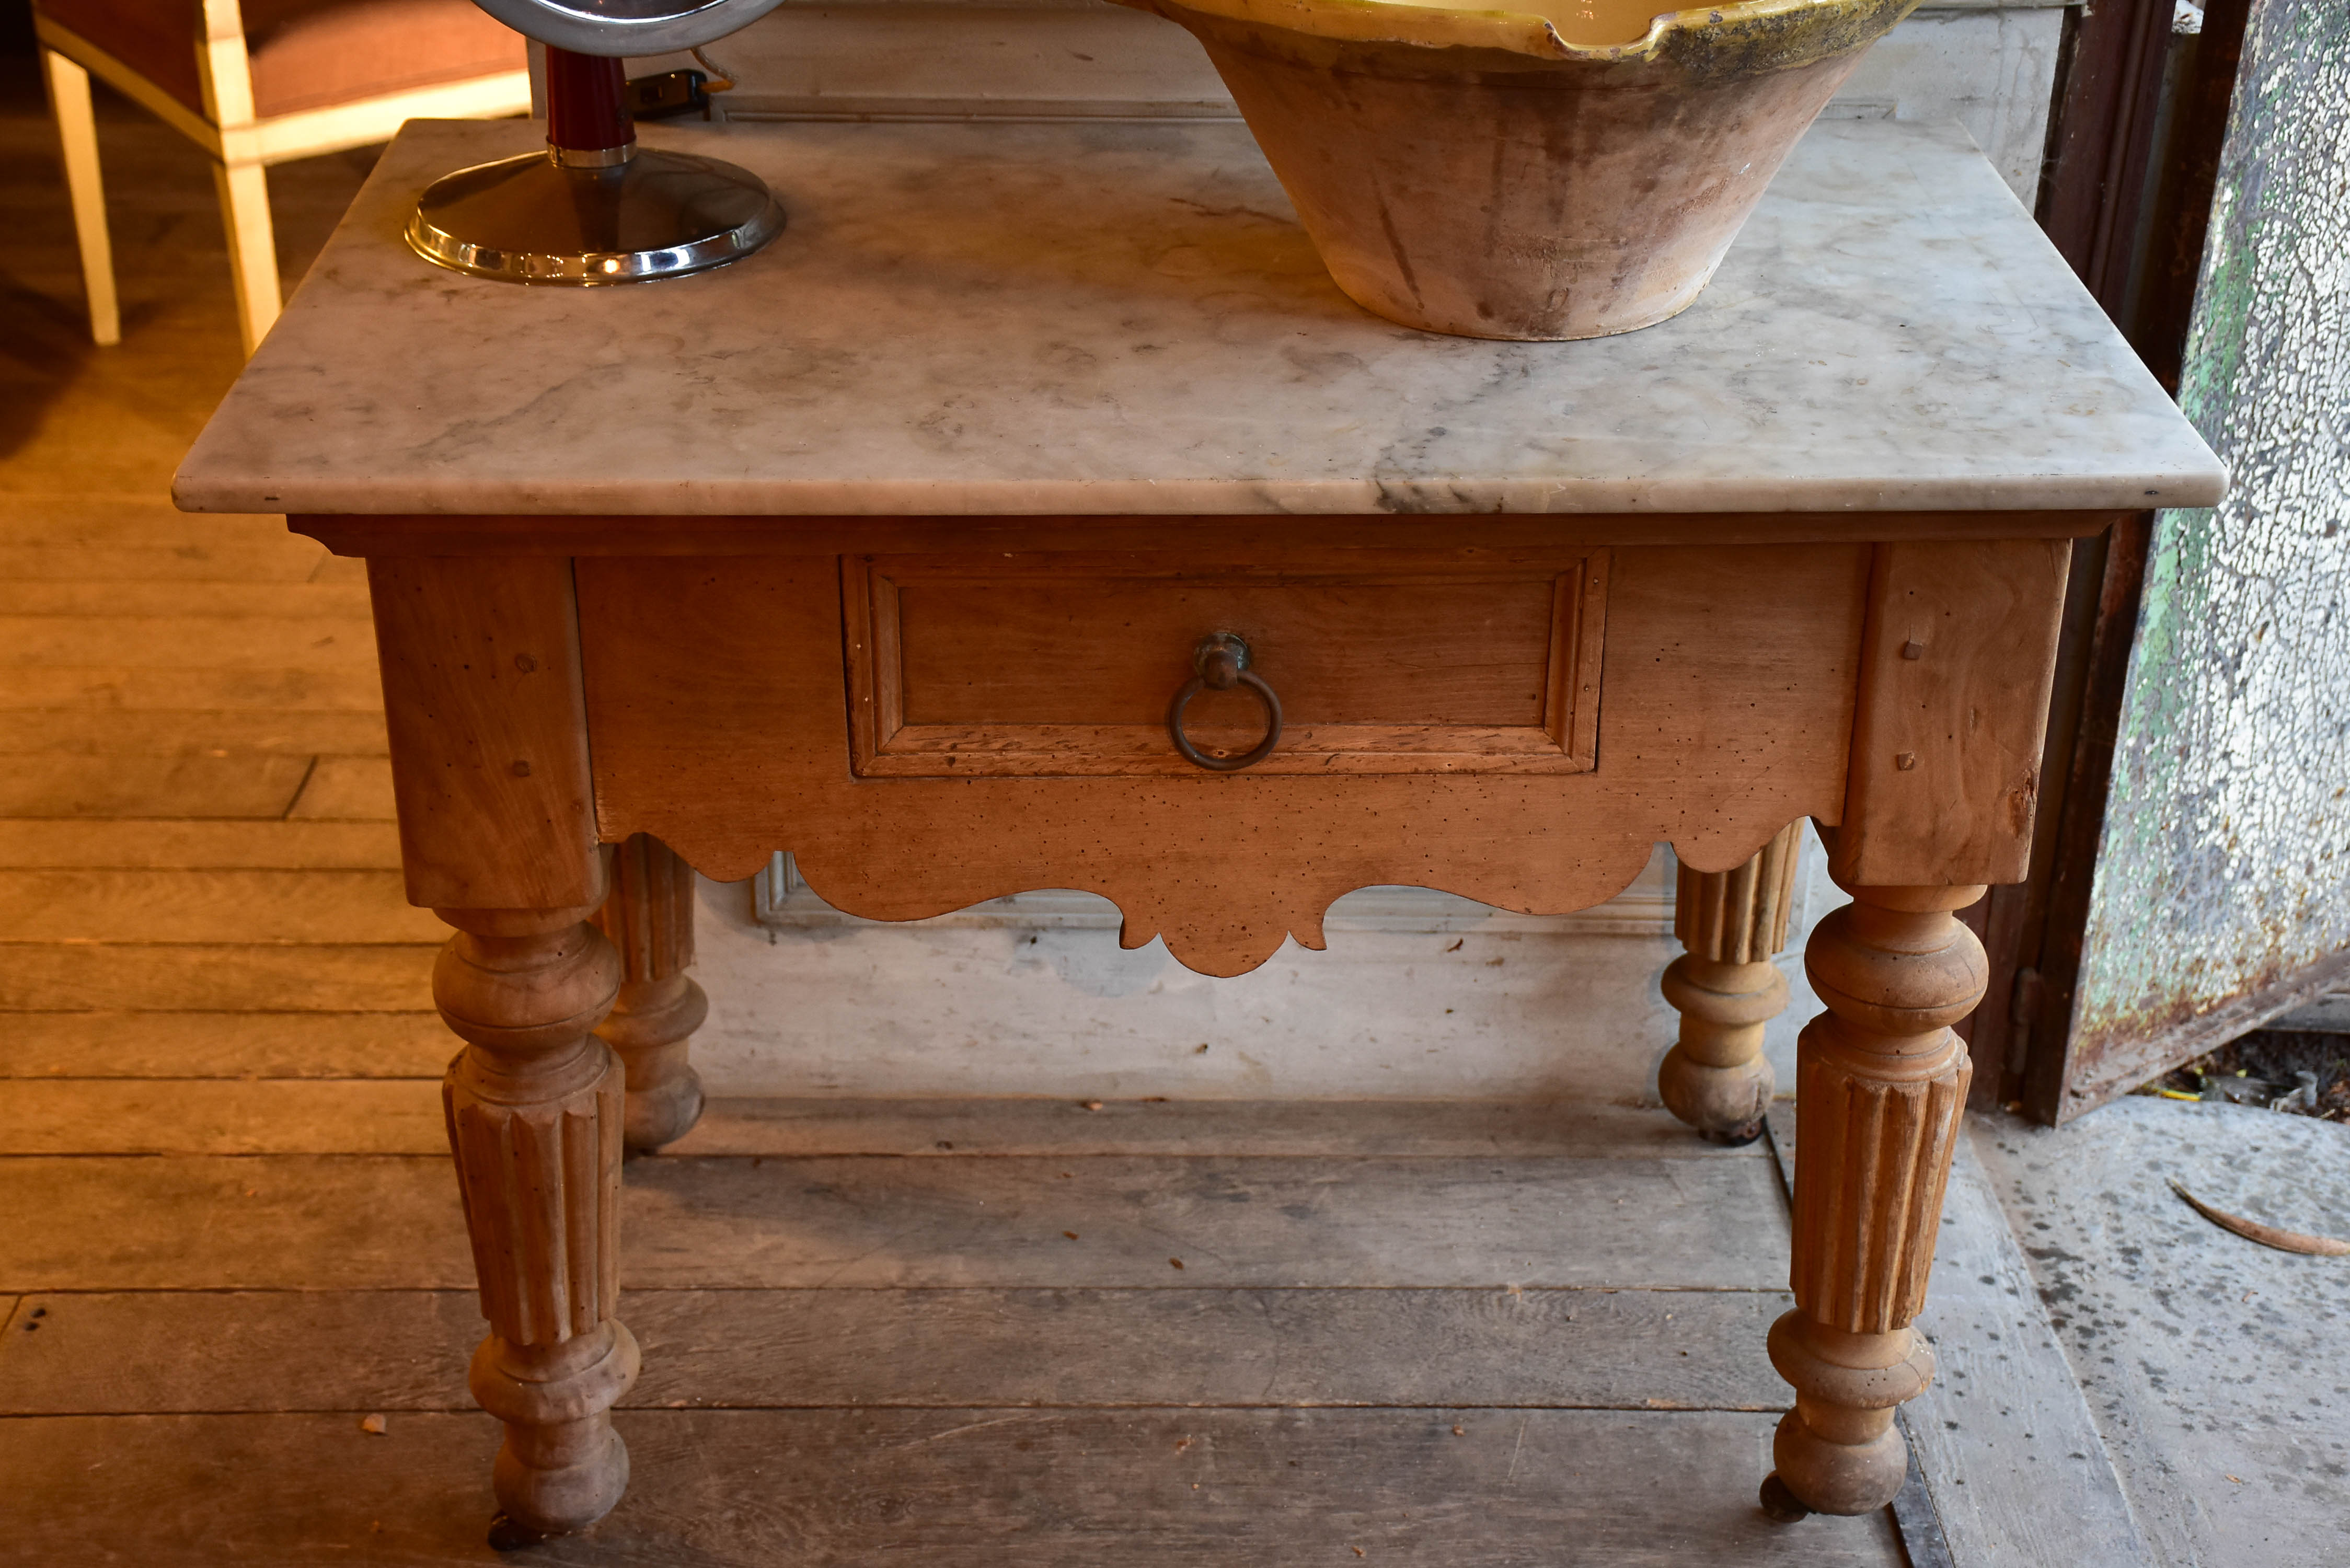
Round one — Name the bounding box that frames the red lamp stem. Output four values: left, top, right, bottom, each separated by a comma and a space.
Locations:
545, 48, 634, 153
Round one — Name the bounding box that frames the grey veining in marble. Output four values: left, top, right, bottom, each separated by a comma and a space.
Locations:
174, 117, 2225, 518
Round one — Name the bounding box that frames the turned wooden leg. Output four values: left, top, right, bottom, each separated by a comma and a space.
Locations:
592, 833, 709, 1152
1659, 821, 1803, 1145
437, 903, 638, 1541
1762, 880, 1983, 1519
43, 50, 119, 347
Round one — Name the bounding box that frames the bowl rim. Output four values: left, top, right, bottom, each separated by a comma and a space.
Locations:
1122, 0, 1917, 64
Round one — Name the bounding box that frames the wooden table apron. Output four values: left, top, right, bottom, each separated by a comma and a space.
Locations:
316, 506, 2094, 1535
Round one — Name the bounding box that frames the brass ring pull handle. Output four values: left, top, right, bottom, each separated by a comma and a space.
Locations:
1168, 632, 1283, 773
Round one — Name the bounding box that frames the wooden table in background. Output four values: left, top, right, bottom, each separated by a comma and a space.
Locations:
175, 114, 2225, 1542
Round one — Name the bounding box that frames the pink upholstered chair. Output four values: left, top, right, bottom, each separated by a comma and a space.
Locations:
35, 0, 530, 353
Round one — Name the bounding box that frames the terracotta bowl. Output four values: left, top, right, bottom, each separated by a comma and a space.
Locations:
1122, 0, 1919, 340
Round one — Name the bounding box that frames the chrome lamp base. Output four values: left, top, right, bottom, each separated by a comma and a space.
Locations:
406, 145, 784, 285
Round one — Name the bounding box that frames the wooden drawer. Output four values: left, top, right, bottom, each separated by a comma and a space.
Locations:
843, 549, 1608, 776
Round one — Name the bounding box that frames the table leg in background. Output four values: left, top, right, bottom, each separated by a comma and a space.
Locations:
594, 832, 710, 1151
1658, 820, 1804, 1145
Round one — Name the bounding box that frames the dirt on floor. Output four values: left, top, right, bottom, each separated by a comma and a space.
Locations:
2149, 1029, 2350, 1121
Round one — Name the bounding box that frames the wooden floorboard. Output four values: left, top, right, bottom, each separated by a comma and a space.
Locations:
0, 1286, 1791, 1415
0, 1152, 1788, 1292
669, 1097, 1746, 1159
0, 709, 387, 754
0, 666, 385, 712
0, 1408, 1908, 1566
1906, 1133, 2160, 1567
0, 1083, 1758, 1155
0, 580, 373, 617
0, 614, 377, 668
0, 542, 330, 582
0, 868, 439, 943
0, 752, 317, 817
0, 1011, 448, 1077
0, 1079, 446, 1155
0, 501, 303, 549
0, 941, 436, 1010
0, 820, 405, 871
285, 755, 398, 820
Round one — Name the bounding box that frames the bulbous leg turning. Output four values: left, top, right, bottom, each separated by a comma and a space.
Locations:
1762, 880, 1982, 1519
1659, 822, 1804, 1144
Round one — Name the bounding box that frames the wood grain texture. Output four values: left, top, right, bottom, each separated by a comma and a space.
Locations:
283, 755, 397, 820
0, 541, 327, 583
0, 1408, 1908, 1566
0, 1153, 1787, 1292
0, 819, 404, 870
0, 1012, 447, 1078
0, 1085, 1748, 1153
581, 541, 1870, 974
1833, 539, 2072, 887
0, 709, 385, 754
843, 549, 1607, 776
0, 751, 315, 817
0, 869, 442, 943
0, 613, 376, 668
0, 579, 373, 617
0, 1286, 1791, 1415
366, 556, 600, 910
0, 664, 385, 712
662, 1097, 1748, 1159
0, 1079, 446, 1155
0, 1086, 1765, 1157
0, 499, 299, 550
0, 942, 435, 1010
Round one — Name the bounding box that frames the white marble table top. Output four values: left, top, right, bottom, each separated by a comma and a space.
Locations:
174, 116, 2225, 519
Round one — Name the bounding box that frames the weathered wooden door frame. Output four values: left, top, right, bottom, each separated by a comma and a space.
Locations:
1964, 0, 2317, 1123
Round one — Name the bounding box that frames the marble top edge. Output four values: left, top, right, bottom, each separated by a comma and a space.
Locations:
201, 474, 2211, 518
174, 116, 2228, 520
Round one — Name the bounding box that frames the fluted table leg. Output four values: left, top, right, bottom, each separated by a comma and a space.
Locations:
1762, 880, 1984, 1518
592, 833, 709, 1152
1660, 821, 1803, 1145
437, 902, 638, 1542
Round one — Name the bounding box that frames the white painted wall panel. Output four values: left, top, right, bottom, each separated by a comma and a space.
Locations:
1825, 6, 2065, 203
617, 3, 2068, 203
691, 839, 1835, 1102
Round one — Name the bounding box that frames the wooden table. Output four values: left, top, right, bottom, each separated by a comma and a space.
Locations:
176, 114, 2225, 1542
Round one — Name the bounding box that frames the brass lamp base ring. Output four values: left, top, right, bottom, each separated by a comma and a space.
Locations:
406, 146, 784, 285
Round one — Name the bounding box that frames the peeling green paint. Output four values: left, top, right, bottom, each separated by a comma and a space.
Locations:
2071, 0, 2350, 1101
